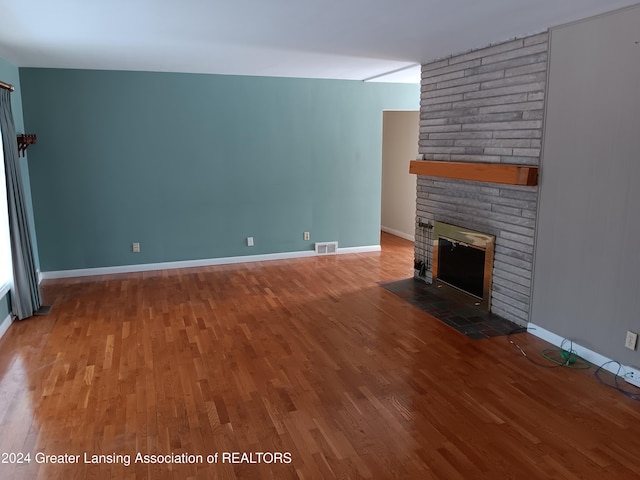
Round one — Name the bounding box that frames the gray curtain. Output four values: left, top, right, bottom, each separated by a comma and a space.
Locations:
0, 89, 41, 319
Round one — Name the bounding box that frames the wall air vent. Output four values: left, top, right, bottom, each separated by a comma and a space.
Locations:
315, 241, 338, 255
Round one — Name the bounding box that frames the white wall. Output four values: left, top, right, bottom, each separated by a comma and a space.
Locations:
381, 110, 419, 241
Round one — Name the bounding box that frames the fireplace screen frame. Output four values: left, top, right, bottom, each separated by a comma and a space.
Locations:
432, 221, 495, 310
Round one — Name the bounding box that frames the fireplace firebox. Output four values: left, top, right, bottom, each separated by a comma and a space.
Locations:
432, 222, 495, 310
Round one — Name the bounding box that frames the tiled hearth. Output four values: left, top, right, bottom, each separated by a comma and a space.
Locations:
381, 278, 520, 339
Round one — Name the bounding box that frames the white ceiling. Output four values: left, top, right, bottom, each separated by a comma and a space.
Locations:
0, 0, 637, 83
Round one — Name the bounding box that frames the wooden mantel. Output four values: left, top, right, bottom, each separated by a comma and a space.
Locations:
409, 160, 538, 186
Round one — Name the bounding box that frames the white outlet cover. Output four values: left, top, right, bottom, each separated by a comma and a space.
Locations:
247, 237, 254, 247
625, 331, 638, 350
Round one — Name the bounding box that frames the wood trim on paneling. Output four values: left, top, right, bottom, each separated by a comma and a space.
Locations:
409, 160, 538, 186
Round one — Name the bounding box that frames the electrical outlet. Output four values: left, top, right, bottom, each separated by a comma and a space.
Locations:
247, 236, 254, 247
303, 231, 310, 241
625, 366, 640, 388
625, 331, 638, 351
132, 242, 140, 253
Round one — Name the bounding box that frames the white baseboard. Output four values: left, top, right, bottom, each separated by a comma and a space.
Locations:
40, 245, 381, 280
381, 226, 415, 242
527, 323, 639, 378
0, 314, 13, 341
337, 245, 381, 255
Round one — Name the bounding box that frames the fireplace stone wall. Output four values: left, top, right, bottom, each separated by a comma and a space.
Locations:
414, 32, 549, 325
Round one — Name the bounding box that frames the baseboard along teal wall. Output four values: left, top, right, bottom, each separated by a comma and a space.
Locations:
19, 68, 418, 271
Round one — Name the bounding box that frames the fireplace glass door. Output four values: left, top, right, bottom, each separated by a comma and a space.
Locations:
432, 222, 495, 310
437, 237, 485, 298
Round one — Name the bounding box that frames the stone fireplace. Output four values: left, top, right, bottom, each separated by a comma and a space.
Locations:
412, 31, 549, 326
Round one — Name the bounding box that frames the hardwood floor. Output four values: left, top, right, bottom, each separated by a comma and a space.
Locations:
0, 231, 639, 479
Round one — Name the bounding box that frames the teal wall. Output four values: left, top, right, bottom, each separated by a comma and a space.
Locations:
0, 293, 9, 321
1, 56, 40, 314
19, 68, 418, 272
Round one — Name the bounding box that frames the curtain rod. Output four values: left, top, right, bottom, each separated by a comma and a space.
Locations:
0, 80, 15, 92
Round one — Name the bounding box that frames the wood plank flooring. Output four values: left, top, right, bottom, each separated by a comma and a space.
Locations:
0, 232, 639, 479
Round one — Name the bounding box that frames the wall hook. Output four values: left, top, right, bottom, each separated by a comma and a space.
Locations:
17, 134, 37, 157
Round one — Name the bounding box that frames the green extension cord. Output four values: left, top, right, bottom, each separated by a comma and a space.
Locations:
540, 338, 591, 369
